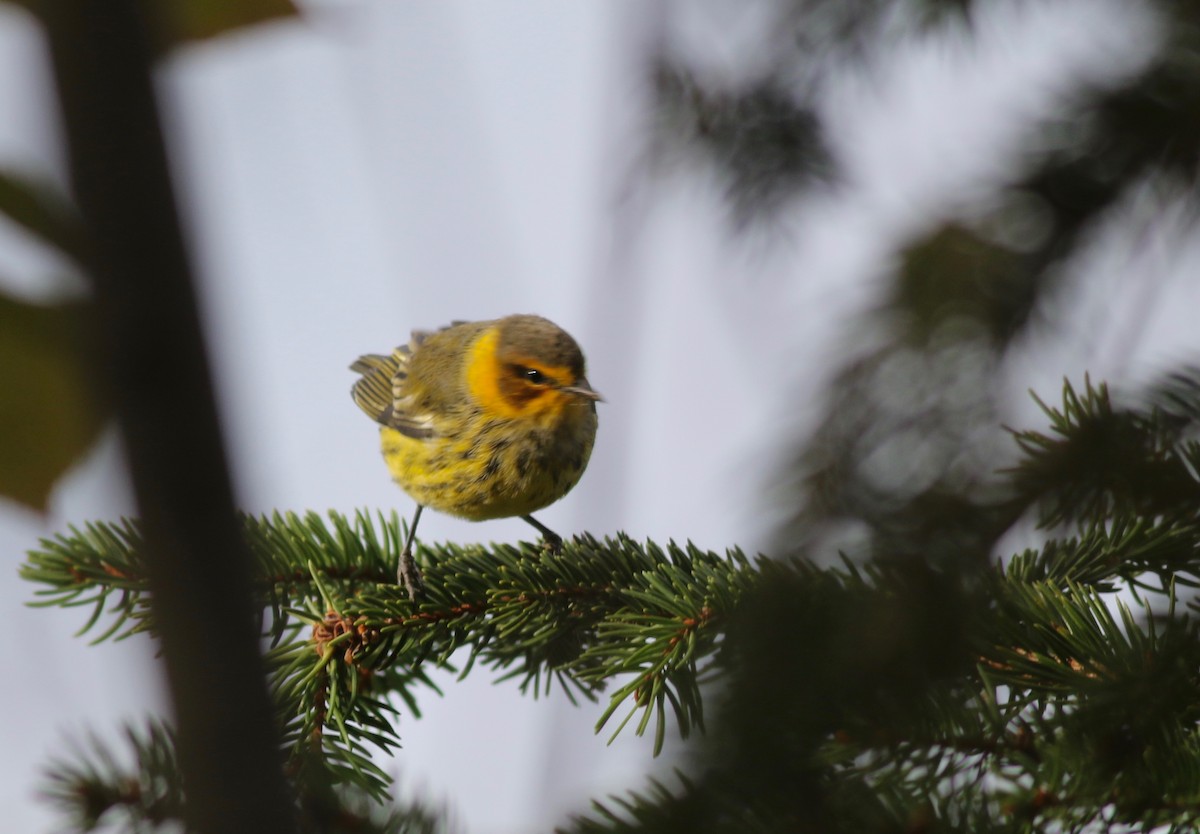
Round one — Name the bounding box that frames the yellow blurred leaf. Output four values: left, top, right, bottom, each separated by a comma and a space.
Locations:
0, 170, 87, 267
3, 0, 299, 52
0, 292, 106, 512
150, 0, 299, 47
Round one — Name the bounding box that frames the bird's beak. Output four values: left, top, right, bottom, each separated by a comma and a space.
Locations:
563, 378, 604, 402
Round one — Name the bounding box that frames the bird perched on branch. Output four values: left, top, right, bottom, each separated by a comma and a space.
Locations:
351, 314, 601, 598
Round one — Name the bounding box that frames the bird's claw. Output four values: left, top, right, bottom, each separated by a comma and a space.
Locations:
397, 550, 425, 600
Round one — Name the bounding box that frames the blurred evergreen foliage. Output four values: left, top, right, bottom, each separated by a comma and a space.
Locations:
624, 1, 1200, 831
13, 0, 1200, 832
25, 375, 1200, 832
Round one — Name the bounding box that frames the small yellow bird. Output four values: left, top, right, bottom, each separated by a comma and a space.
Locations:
350, 314, 601, 597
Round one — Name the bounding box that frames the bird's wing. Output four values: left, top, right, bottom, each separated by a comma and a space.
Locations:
350, 339, 437, 440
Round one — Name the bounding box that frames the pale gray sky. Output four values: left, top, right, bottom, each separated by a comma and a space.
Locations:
0, 1, 1187, 832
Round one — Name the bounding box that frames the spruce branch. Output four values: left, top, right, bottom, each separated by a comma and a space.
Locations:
1008, 376, 1200, 527
22, 511, 762, 797
1002, 514, 1200, 592
556, 414, 1200, 834
42, 721, 183, 832
40, 720, 451, 833
27, 368, 1200, 832
21, 518, 153, 644
27, 497, 1200, 831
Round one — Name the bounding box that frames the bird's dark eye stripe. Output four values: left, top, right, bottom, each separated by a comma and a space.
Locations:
511, 364, 550, 385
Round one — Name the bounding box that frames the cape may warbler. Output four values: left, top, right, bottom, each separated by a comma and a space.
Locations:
350, 314, 601, 597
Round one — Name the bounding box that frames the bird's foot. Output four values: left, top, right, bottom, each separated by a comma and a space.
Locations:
397, 550, 425, 600
540, 531, 563, 554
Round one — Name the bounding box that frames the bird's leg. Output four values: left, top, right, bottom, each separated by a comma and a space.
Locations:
521, 514, 563, 554
398, 504, 426, 599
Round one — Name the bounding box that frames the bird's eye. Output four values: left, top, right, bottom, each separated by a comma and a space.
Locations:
521, 367, 548, 385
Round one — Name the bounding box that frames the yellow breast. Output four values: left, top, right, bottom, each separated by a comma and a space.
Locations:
380, 404, 596, 520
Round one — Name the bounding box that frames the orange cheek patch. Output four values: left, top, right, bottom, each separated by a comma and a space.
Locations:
466, 330, 574, 420
466, 328, 523, 418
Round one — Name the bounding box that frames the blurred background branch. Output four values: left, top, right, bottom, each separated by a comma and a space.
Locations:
33, 0, 300, 831
5, 0, 1200, 831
